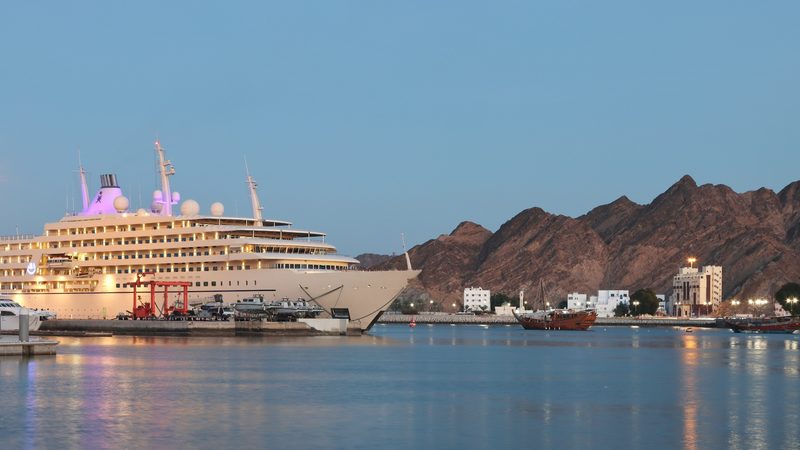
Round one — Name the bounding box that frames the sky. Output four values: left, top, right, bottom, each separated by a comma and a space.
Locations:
1, 1, 798, 256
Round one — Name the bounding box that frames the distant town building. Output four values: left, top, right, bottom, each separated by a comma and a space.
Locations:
567, 292, 588, 309
463, 287, 490, 313
669, 264, 723, 317
494, 304, 515, 316
594, 290, 630, 318
656, 294, 666, 315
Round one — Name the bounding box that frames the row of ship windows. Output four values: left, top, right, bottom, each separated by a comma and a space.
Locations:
52, 236, 197, 248
113, 263, 343, 274
115, 266, 251, 274
117, 280, 257, 288
105, 251, 215, 259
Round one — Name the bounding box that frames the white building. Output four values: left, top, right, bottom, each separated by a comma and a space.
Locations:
463, 287, 490, 313
567, 292, 588, 309
669, 264, 722, 317
594, 290, 630, 318
494, 304, 515, 316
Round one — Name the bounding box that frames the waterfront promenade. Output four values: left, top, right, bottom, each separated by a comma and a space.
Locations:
378, 312, 719, 327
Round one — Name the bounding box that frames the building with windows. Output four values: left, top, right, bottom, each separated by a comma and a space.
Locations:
463, 287, 490, 312
669, 264, 722, 317
567, 292, 588, 309
593, 290, 630, 318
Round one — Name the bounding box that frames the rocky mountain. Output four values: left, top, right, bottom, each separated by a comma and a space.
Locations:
377, 176, 800, 309
354, 253, 393, 269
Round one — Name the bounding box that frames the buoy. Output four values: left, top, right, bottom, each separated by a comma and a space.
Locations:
409, 316, 416, 328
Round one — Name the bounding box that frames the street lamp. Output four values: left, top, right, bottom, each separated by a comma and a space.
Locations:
632, 300, 640, 316
787, 297, 799, 316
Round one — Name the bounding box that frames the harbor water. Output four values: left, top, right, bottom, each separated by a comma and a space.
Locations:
2, 324, 799, 449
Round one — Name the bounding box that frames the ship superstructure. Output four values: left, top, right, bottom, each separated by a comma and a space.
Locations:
0, 141, 418, 330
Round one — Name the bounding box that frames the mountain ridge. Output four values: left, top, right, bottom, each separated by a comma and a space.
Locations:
373, 176, 800, 309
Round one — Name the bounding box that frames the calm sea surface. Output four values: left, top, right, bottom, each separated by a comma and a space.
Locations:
2, 325, 799, 449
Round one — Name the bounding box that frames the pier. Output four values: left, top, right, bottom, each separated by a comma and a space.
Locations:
0, 336, 58, 356
39, 318, 363, 336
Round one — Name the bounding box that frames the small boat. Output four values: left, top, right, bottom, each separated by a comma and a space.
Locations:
726, 316, 800, 334
264, 298, 324, 320
0, 298, 47, 332
233, 294, 267, 312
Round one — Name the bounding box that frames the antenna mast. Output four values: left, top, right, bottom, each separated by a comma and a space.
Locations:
401, 233, 413, 271
155, 140, 175, 216
245, 158, 263, 226
78, 151, 89, 212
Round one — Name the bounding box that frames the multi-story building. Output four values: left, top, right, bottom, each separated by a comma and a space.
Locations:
463, 287, 490, 312
567, 292, 588, 309
669, 264, 722, 317
593, 290, 630, 318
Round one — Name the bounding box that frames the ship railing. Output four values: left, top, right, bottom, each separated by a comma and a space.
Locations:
0, 234, 37, 242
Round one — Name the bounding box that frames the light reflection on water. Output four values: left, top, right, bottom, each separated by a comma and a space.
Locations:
0, 326, 798, 449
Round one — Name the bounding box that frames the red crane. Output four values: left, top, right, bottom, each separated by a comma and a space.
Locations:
130, 271, 191, 319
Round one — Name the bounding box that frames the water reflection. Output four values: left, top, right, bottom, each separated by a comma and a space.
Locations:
2, 326, 799, 449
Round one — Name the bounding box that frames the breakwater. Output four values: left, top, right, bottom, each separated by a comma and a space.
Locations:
378, 313, 720, 328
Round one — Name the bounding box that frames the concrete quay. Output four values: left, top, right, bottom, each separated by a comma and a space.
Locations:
39, 318, 362, 336
0, 336, 58, 356
377, 313, 720, 328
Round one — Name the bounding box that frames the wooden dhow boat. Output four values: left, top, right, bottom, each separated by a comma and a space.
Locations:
725, 316, 800, 334
512, 281, 597, 331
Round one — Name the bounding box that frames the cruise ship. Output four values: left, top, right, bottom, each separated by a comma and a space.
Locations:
0, 141, 419, 331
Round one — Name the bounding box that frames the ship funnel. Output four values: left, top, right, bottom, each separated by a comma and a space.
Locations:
81, 174, 125, 215
100, 174, 119, 188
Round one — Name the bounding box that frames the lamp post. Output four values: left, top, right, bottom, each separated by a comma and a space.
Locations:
632, 300, 640, 316
731, 299, 740, 316
787, 297, 799, 316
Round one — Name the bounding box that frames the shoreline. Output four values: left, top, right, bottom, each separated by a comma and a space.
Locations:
377, 313, 721, 328
27, 314, 727, 338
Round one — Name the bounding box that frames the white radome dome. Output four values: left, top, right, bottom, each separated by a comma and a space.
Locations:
151, 201, 163, 213
180, 199, 200, 216
153, 190, 163, 201
113, 196, 129, 213
136, 208, 149, 216
210, 202, 224, 217
172, 191, 181, 203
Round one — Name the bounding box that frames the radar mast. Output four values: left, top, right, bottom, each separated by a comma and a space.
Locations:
245, 158, 263, 226
155, 140, 175, 216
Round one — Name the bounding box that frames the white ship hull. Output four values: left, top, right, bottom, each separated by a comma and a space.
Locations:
5, 269, 419, 331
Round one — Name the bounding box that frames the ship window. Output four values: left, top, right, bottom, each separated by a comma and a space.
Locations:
211, 281, 217, 286
189, 267, 194, 272
116, 284, 120, 288
203, 282, 208, 286
245, 281, 248, 286
213, 267, 218, 271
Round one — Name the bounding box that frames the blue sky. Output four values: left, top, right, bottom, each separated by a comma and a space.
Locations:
1, 1, 798, 256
